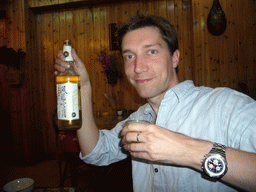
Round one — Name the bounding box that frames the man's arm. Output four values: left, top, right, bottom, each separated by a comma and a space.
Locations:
219, 147, 256, 191
76, 83, 99, 156
121, 123, 256, 191
54, 49, 99, 156
188, 139, 256, 192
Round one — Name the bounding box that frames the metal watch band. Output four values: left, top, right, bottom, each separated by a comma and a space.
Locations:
209, 143, 226, 158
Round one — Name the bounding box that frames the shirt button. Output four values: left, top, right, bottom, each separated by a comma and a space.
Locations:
154, 168, 158, 173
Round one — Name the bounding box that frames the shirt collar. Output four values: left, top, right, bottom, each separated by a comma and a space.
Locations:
169, 80, 195, 102
144, 103, 154, 116
143, 80, 195, 115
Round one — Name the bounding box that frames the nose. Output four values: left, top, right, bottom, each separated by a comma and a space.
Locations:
134, 55, 148, 74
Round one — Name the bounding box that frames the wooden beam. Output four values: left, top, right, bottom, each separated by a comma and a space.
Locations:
29, 0, 138, 13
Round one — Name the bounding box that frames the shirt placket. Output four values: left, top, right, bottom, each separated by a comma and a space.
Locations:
152, 164, 163, 192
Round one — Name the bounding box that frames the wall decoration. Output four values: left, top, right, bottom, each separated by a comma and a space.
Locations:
207, 0, 227, 36
109, 23, 120, 51
97, 49, 123, 85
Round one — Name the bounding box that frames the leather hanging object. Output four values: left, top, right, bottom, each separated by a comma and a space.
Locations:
207, 0, 227, 36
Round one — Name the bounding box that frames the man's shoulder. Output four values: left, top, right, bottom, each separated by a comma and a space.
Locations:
190, 84, 254, 107
173, 80, 254, 105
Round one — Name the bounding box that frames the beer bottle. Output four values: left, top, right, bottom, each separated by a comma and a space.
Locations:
56, 40, 82, 131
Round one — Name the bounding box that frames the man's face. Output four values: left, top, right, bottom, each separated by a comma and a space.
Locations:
121, 26, 180, 102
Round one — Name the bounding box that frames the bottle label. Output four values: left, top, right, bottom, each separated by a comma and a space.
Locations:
57, 82, 79, 120
63, 45, 73, 62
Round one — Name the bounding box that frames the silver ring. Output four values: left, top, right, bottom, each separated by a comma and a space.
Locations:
136, 132, 140, 142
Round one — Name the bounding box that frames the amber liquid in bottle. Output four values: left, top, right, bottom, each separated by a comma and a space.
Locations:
56, 40, 82, 131
56, 76, 82, 131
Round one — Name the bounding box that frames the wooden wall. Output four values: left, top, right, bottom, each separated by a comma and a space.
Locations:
31, 0, 193, 118
5, 0, 26, 51
1, 0, 255, 156
0, 19, 6, 46
192, 0, 256, 91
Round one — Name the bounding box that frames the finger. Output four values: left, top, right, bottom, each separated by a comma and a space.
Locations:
71, 49, 83, 67
71, 48, 79, 61
54, 70, 58, 76
55, 56, 71, 67
54, 60, 70, 73
54, 64, 65, 73
57, 51, 65, 61
123, 142, 145, 152
122, 132, 142, 144
121, 122, 151, 136
130, 151, 151, 160
123, 131, 147, 144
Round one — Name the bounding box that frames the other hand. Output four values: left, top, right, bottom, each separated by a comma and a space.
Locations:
121, 122, 198, 166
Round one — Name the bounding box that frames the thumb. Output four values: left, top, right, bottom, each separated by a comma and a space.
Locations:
71, 48, 83, 66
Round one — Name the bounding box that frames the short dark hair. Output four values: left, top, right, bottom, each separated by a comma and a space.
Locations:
117, 14, 179, 73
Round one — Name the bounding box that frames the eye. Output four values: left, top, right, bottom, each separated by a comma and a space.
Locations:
124, 54, 135, 60
148, 49, 157, 55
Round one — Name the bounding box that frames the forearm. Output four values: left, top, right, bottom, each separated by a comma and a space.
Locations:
77, 83, 99, 156
222, 148, 256, 191
188, 139, 256, 191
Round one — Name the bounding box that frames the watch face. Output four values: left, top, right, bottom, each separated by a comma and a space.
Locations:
204, 154, 228, 178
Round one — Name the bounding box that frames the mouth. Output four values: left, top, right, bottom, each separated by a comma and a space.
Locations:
135, 78, 153, 84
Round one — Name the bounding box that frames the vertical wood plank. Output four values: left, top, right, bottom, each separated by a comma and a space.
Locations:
0, 19, 7, 46
200, 0, 210, 87
53, 11, 61, 62
175, 0, 184, 81
180, 0, 193, 81
59, 11, 66, 43
191, 0, 202, 86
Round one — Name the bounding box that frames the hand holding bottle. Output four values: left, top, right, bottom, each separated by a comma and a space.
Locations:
54, 48, 90, 87
54, 41, 99, 151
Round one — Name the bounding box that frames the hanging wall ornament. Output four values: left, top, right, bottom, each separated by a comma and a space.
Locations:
207, 0, 227, 36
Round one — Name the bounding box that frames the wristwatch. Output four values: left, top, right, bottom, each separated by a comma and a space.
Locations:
201, 143, 228, 179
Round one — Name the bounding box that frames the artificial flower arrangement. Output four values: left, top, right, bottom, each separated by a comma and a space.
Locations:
98, 50, 123, 85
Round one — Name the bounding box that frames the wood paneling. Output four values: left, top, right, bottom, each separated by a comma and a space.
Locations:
5, 0, 26, 51
2, 0, 256, 156
32, 0, 194, 121
192, 0, 256, 90
0, 19, 6, 47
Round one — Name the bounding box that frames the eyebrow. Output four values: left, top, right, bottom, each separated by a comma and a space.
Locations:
144, 43, 162, 48
122, 43, 162, 55
122, 49, 132, 55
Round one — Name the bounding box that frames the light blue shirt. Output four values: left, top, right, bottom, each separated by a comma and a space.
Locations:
80, 80, 256, 192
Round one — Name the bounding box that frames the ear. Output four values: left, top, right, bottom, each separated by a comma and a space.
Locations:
172, 49, 180, 68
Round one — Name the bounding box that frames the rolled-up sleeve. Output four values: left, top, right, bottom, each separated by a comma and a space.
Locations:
79, 120, 129, 166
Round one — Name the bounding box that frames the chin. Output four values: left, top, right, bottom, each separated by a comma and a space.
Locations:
136, 89, 153, 99
138, 94, 150, 99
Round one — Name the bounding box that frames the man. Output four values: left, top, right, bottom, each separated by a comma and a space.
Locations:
55, 15, 256, 191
